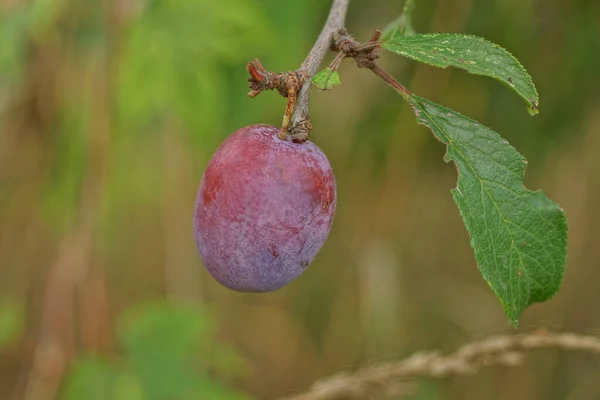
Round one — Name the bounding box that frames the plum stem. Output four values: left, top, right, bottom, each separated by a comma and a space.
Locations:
288, 0, 350, 139
369, 64, 412, 99
279, 74, 301, 139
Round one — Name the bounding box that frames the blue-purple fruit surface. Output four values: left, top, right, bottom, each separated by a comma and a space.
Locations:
194, 124, 336, 292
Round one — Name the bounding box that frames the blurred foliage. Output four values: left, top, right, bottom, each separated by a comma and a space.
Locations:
407, 378, 441, 400
381, 0, 416, 40
1, 0, 600, 399
0, 301, 23, 349
43, 108, 87, 231
62, 302, 248, 400
62, 358, 140, 400
116, 0, 272, 145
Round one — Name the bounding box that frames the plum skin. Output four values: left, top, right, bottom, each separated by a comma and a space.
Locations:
194, 124, 336, 292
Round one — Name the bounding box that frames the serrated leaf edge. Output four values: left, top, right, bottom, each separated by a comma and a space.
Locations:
382, 33, 539, 115
408, 95, 567, 324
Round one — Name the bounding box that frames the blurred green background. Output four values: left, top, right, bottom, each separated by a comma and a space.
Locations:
1, 0, 600, 399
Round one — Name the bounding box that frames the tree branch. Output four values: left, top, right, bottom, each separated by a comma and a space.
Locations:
288, 0, 349, 140
277, 331, 600, 400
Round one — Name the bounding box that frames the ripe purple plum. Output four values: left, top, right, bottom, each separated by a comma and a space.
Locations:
194, 124, 336, 292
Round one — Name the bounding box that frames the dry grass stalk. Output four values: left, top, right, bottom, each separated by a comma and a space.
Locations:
279, 331, 600, 400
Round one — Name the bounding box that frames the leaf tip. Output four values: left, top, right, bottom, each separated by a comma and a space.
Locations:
527, 103, 539, 116
505, 304, 522, 327
526, 96, 540, 115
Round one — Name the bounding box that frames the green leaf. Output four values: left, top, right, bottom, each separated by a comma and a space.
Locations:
408, 95, 567, 324
382, 34, 539, 115
312, 68, 341, 90
380, 0, 416, 40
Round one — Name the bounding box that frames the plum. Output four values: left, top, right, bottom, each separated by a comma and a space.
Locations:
194, 124, 336, 292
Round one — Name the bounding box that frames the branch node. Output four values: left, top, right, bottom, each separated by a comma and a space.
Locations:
246, 59, 284, 98
330, 29, 382, 70
246, 0, 349, 141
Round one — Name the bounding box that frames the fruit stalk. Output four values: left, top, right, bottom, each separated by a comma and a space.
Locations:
289, 0, 349, 138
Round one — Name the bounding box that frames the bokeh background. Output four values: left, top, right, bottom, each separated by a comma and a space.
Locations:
1, 0, 600, 399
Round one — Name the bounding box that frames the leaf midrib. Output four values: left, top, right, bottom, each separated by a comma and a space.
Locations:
418, 102, 530, 309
